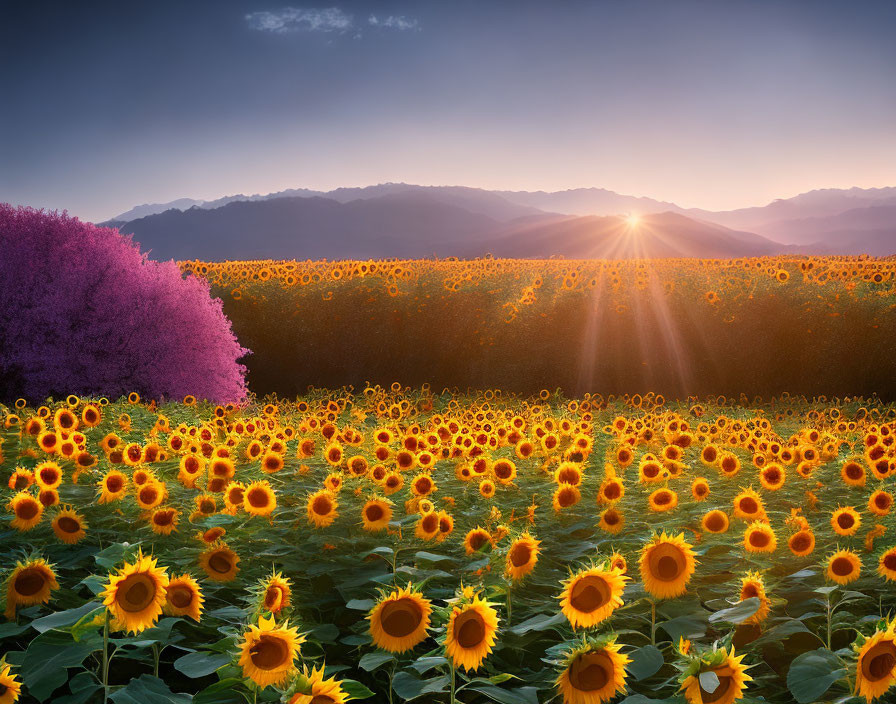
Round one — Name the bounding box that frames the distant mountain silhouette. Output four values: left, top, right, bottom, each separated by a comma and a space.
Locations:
105, 184, 896, 257
474, 212, 786, 259
113, 193, 787, 261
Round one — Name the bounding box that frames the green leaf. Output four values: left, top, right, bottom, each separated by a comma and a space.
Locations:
414, 552, 453, 563
0, 620, 31, 640
359, 651, 395, 671
193, 678, 248, 704
110, 675, 193, 704
627, 645, 664, 681
509, 612, 567, 635
31, 601, 103, 633
20, 629, 102, 701
346, 598, 375, 611
174, 651, 233, 678
467, 685, 540, 704
341, 679, 376, 700
391, 671, 449, 700
52, 671, 103, 704
68, 606, 106, 641
708, 597, 760, 625
408, 656, 448, 675
658, 615, 707, 642
786, 648, 848, 703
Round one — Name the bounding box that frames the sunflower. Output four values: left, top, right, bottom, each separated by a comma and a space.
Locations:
559, 563, 629, 629
150, 507, 180, 535
638, 458, 666, 484
702, 510, 730, 534
743, 521, 777, 553
832, 506, 862, 536
719, 453, 741, 477
135, 480, 165, 511
414, 511, 440, 541
243, 481, 277, 517
51, 507, 87, 544
598, 476, 625, 504
101, 550, 169, 633
238, 615, 304, 687
598, 507, 624, 534
869, 491, 893, 517
639, 532, 697, 600
307, 490, 338, 528
323, 473, 343, 493
842, 460, 867, 487
7, 468, 33, 491
759, 463, 785, 491
609, 552, 627, 574
505, 533, 541, 581
0, 663, 22, 704
260, 571, 292, 614
732, 488, 765, 522
34, 461, 63, 490
7, 492, 43, 531
855, 626, 896, 702
556, 462, 584, 486
178, 454, 205, 488
554, 484, 582, 511
436, 511, 454, 542
691, 478, 710, 502
289, 665, 348, 704
492, 458, 517, 484
361, 498, 393, 532
199, 542, 240, 582
648, 488, 678, 513
98, 470, 128, 503
369, 585, 432, 653
3, 557, 59, 619
877, 547, 896, 582
479, 478, 496, 499
681, 646, 752, 704
464, 527, 494, 555
445, 592, 499, 671
222, 481, 246, 514
827, 549, 862, 585
556, 639, 630, 704
788, 529, 816, 557
164, 573, 204, 622
739, 572, 770, 624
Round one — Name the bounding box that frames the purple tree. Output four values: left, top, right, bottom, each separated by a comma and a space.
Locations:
0, 204, 249, 403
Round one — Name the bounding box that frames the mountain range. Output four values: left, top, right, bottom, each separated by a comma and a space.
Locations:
102, 184, 896, 260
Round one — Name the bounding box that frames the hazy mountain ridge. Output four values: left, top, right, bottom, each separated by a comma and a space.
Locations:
104, 184, 896, 257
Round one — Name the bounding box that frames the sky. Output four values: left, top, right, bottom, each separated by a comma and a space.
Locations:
2, 0, 895, 222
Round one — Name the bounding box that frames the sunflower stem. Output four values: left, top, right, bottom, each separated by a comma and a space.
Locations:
450, 661, 456, 704
826, 593, 832, 650
650, 600, 657, 646
506, 584, 512, 625
152, 643, 159, 678
102, 609, 110, 703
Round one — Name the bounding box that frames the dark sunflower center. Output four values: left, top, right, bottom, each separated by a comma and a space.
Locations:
469, 532, 488, 550
310, 696, 336, 704
169, 585, 193, 608
510, 543, 532, 567
118, 574, 155, 612
831, 557, 854, 576
558, 489, 576, 507
569, 652, 611, 692
313, 496, 332, 515
649, 544, 684, 581
739, 497, 758, 514
381, 597, 423, 638
106, 476, 124, 492
846, 464, 863, 479
247, 488, 269, 508
837, 513, 855, 529
250, 634, 289, 670
209, 552, 233, 574
16, 500, 39, 520
863, 643, 896, 682
14, 568, 46, 596
569, 575, 611, 613
366, 505, 384, 522
884, 554, 896, 571
749, 530, 771, 548
790, 533, 811, 552
455, 610, 486, 649
57, 516, 80, 533
706, 512, 726, 532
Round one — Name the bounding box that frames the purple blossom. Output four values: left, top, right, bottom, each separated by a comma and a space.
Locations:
0, 204, 249, 403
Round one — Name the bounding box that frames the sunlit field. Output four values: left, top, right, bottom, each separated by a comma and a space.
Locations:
184, 256, 896, 400
3, 383, 896, 703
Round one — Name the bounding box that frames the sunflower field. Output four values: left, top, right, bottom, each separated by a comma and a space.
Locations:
3, 387, 896, 704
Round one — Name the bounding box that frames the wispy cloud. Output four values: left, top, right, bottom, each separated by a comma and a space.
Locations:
245, 8, 353, 34
368, 15, 420, 31
246, 7, 420, 36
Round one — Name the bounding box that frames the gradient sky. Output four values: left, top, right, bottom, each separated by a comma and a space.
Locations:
3, 0, 895, 221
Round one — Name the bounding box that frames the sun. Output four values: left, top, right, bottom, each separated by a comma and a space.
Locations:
626, 214, 641, 227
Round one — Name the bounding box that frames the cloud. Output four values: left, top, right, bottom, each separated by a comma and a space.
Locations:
245, 8, 354, 34
368, 14, 420, 31
245, 8, 420, 36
